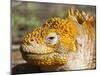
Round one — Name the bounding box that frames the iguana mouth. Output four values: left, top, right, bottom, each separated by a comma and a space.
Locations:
22, 52, 67, 66
20, 44, 67, 66
21, 42, 68, 66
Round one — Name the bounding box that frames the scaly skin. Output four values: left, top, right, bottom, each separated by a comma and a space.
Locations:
20, 8, 96, 71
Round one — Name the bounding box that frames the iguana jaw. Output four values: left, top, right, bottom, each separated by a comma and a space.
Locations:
23, 52, 67, 66
21, 43, 67, 66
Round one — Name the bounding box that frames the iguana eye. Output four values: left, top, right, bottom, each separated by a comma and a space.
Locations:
47, 37, 55, 40
45, 32, 60, 45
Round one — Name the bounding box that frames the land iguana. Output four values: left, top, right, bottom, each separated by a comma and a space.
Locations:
20, 8, 96, 71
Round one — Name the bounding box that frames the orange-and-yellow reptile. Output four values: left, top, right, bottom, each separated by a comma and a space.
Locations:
20, 8, 96, 71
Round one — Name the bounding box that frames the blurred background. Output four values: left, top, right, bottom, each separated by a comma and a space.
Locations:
11, 0, 96, 74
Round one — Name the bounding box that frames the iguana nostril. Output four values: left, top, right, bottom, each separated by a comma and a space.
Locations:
30, 39, 34, 41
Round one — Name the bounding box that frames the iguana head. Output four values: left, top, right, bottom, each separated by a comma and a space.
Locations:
22, 25, 75, 66
21, 18, 78, 66
20, 8, 95, 69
